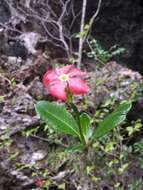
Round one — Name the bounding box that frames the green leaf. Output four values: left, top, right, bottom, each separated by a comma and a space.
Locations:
35, 101, 80, 137
126, 126, 134, 136
92, 101, 132, 140
80, 113, 90, 135
80, 113, 92, 141
65, 144, 84, 153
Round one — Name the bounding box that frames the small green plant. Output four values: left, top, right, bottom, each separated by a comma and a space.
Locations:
126, 119, 142, 136
16, 163, 34, 171
35, 65, 132, 153
86, 38, 125, 66
128, 178, 143, 190
8, 152, 19, 161
34, 64, 132, 190
133, 139, 143, 155
11, 78, 17, 87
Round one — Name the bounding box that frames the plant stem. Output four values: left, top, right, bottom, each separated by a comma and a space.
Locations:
70, 103, 86, 145
65, 85, 86, 145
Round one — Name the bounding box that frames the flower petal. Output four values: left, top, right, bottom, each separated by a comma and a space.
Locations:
69, 78, 90, 94
68, 68, 88, 77
43, 70, 59, 87
48, 81, 67, 101
55, 65, 74, 75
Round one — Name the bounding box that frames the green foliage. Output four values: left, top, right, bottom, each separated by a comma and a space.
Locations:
8, 152, 19, 161
126, 119, 142, 136
76, 23, 90, 39
16, 163, 34, 171
92, 101, 132, 140
133, 139, 143, 155
36, 100, 131, 152
11, 78, 17, 87
66, 144, 84, 153
35, 101, 80, 137
0, 96, 4, 103
33, 91, 141, 189
0, 136, 13, 149
22, 127, 39, 137
86, 38, 125, 66
80, 113, 92, 143
128, 178, 143, 190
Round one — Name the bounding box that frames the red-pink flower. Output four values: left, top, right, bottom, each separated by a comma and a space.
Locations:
35, 179, 45, 187
43, 65, 90, 101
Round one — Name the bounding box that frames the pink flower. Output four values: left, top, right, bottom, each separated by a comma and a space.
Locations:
35, 179, 45, 187
43, 65, 90, 101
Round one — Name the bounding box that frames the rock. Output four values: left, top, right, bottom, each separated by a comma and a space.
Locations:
0, 163, 35, 190
0, 0, 11, 23
89, 0, 143, 74
89, 61, 142, 106
0, 85, 39, 137
0, 38, 28, 59
30, 150, 47, 164
19, 32, 41, 55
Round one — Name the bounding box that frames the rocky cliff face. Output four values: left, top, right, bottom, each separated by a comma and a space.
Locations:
0, 0, 11, 23
89, 0, 143, 73
0, 0, 143, 73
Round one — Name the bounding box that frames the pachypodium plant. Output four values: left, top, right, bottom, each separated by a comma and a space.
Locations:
35, 65, 132, 152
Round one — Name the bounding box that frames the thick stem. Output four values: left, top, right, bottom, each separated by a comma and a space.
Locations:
65, 85, 86, 145
70, 103, 86, 145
